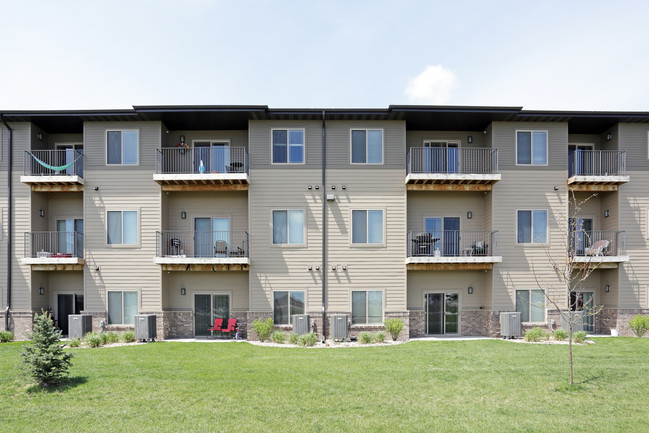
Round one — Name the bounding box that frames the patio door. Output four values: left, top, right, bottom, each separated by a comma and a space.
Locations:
194, 141, 230, 173
194, 218, 230, 257
425, 292, 459, 335
56, 293, 83, 336
568, 144, 594, 177
424, 141, 459, 173
55, 143, 83, 176
194, 294, 230, 336
425, 217, 460, 257
570, 291, 594, 332
569, 217, 592, 255
56, 219, 83, 255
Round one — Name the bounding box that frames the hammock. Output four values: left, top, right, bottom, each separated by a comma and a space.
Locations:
30, 151, 82, 173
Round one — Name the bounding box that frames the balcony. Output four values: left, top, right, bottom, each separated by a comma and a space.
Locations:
154, 230, 249, 271
406, 147, 500, 191
20, 150, 84, 192
568, 150, 628, 191
406, 230, 501, 270
154, 147, 249, 191
22, 231, 85, 270
571, 230, 628, 268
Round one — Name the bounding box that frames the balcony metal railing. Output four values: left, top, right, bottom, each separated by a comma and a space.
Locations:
407, 147, 499, 175
23, 150, 84, 177
155, 147, 248, 175
24, 231, 84, 259
407, 230, 498, 258
156, 230, 249, 258
570, 230, 626, 257
568, 150, 626, 177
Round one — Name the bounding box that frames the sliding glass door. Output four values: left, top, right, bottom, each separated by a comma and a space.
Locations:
425, 292, 459, 335
194, 294, 230, 336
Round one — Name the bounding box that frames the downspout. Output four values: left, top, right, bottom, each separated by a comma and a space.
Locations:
0, 115, 12, 331
321, 110, 327, 342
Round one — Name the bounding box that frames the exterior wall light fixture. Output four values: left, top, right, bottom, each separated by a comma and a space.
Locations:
606, 132, 612, 141
467, 211, 472, 219
39, 209, 45, 217
467, 136, 473, 143
468, 286, 474, 294
37, 132, 43, 141
605, 284, 610, 292
604, 210, 610, 218
180, 288, 186, 296
39, 287, 45, 295
181, 211, 187, 219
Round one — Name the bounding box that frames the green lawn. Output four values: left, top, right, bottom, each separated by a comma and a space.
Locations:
1, 339, 648, 433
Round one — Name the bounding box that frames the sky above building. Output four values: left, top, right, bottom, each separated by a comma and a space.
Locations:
1, 0, 648, 111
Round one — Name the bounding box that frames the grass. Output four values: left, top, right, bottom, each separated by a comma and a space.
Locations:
1, 338, 648, 432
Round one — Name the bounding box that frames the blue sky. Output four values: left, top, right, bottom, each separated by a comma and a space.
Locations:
2, 0, 649, 110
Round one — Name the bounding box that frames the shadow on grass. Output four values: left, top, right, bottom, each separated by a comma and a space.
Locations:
554, 374, 604, 393
26, 376, 88, 394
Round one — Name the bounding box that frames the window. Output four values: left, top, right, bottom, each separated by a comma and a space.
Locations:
351, 129, 383, 164
517, 210, 548, 244
272, 210, 305, 245
516, 290, 545, 322
351, 291, 383, 324
107, 211, 138, 245
107, 291, 138, 325
273, 291, 305, 325
272, 129, 304, 164
516, 131, 547, 165
352, 210, 384, 244
107, 130, 138, 165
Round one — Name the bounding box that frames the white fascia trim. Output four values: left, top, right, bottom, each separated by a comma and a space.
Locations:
153, 173, 249, 182
573, 256, 630, 263
405, 173, 501, 183
406, 256, 503, 264
20, 175, 84, 184
154, 257, 250, 265
21, 258, 85, 265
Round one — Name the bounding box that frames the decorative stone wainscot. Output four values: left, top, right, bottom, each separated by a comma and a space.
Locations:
600, 308, 649, 336
2, 311, 35, 340
162, 310, 193, 339
460, 310, 491, 336
246, 312, 271, 341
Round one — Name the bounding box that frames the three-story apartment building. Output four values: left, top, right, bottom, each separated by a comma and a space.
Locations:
1, 106, 647, 340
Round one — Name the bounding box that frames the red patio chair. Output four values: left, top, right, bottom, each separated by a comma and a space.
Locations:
221, 318, 237, 338
207, 318, 223, 338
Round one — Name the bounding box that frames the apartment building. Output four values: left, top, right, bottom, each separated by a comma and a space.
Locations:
1, 106, 647, 340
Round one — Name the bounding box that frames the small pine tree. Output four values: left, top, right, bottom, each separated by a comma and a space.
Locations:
19, 310, 73, 386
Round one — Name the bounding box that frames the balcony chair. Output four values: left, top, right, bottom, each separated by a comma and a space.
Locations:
214, 240, 228, 256
221, 318, 238, 338
472, 241, 487, 256
207, 318, 223, 338
584, 240, 609, 256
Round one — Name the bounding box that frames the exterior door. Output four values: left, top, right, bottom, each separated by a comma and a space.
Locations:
424, 217, 442, 255
57, 219, 83, 256
569, 217, 592, 255
57, 294, 74, 336
194, 294, 230, 336
56, 144, 83, 176
424, 141, 459, 173
443, 217, 460, 257
195, 218, 230, 257
571, 291, 594, 332
568, 144, 594, 176
194, 141, 229, 173
212, 218, 230, 257
425, 292, 459, 335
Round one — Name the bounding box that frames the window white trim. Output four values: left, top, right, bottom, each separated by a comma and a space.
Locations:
270, 209, 306, 247
350, 128, 384, 165
105, 129, 140, 166
350, 289, 384, 325
515, 130, 548, 166
515, 209, 549, 245
350, 208, 386, 247
106, 209, 140, 248
106, 290, 139, 325
422, 139, 461, 148
270, 128, 306, 165
272, 290, 306, 325
515, 289, 546, 324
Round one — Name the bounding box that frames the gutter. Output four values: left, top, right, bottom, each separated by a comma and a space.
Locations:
321, 110, 327, 342
0, 115, 12, 331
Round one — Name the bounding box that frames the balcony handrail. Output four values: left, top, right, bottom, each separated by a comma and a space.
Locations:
407, 147, 499, 175
24, 231, 84, 258
569, 229, 626, 256
23, 149, 84, 177
156, 230, 249, 258
155, 147, 248, 175
407, 230, 498, 257
568, 149, 626, 177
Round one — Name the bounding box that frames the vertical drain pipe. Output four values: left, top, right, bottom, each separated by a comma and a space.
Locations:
321, 110, 327, 342
1, 115, 12, 331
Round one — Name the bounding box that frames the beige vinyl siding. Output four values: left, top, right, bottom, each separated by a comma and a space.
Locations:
327, 121, 405, 169
407, 191, 487, 233
47, 192, 83, 230
163, 130, 248, 150
326, 168, 406, 312
484, 191, 493, 232
248, 120, 321, 169
164, 191, 248, 233
408, 271, 490, 310
599, 192, 619, 232
84, 121, 161, 169
567, 134, 605, 151
248, 169, 323, 312
30, 192, 48, 232
31, 271, 84, 313
491, 170, 568, 311
31, 271, 49, 311
83, 121, 162, 313
598, 268, 618, 307
163, 272, 249, 312
406, 130, 486, 151
494, 121, 568, 170
49, 133, 83, 148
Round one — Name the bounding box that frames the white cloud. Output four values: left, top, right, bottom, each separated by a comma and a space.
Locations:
404, 65, 458, 104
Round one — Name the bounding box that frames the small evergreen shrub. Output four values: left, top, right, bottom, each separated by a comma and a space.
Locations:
298, 332, 318, 347
573, 331, 588, 344
384, 318, 404, 341
0, 330, 14, 342
289, 333, 299, 345
252, 318, 274, 342
375, 331, 386, 343
121, 331, 136, 343
84, 332, 103, 348
68, 338, 81, 348
524, 327, 548, 342
19, 311, 73, 386
553, 329, 569, 341
271, 330, 287, 344
629, 315, 649, 337
360, 332, 375, 344
107, 332, 119, 344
